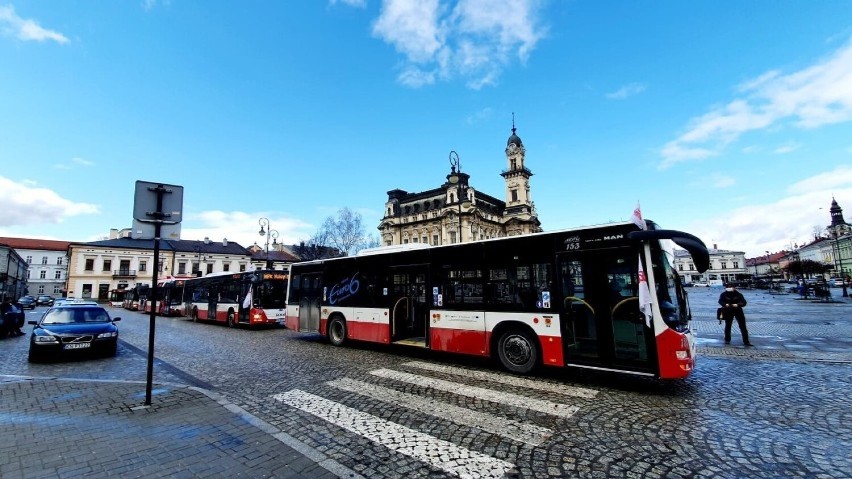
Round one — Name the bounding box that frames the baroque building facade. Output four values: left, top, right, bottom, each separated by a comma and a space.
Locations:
378, 124, 542, 245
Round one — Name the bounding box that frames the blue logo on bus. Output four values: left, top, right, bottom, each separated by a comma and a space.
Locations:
329, 273, 360, 305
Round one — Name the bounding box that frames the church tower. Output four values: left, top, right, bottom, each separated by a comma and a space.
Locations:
828, 197, 851, 235
500, 116, 541, 236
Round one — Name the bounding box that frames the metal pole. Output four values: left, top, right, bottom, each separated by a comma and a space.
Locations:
836, 235, 848, 297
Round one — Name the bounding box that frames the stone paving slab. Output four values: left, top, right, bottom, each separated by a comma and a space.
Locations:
0, 377, 355, 479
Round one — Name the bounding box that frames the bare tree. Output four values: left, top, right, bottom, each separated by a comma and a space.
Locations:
297, 208, 376, 259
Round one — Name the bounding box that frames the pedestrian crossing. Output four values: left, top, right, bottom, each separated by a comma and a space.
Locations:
272, 361, 598, 478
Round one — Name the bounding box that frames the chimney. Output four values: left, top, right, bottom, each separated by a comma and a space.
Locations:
713, 243, 717, 250
204, 237, 211, 244
223, 238, 228, 247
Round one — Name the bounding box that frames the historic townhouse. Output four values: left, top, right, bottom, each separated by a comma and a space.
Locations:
0, 237, 69, 297
0, 242, 28, 301
674, 246, 748, 285
378, 123, 542, 245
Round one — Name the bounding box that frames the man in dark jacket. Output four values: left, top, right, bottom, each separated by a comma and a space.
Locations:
718, 283, 752, 346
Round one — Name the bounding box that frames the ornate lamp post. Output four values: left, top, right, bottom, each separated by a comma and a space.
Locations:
258, 217, 279, 269
447, 151, 471, 244
192, 244, 207, 277
830, 229, 849, 297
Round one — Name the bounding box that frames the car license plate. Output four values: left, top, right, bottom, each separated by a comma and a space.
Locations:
64, 343, 90, 350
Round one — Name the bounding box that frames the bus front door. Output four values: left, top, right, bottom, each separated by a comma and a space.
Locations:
207, 292, 219, 322
389, 265, 429, 346
557, 251, 654, 374
298, 273, 322, 333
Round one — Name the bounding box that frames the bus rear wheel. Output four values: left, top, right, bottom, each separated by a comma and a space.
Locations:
328, 316, 347, 346
497, 329, 538, 374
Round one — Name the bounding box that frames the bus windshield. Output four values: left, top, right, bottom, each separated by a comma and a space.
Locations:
652, 244, 689, 331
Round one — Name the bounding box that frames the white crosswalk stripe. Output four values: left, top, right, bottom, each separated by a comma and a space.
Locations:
370, 368, 580, 418
327, 377, 554, 446
402, 361, 599, 398
272, 389, 515, 479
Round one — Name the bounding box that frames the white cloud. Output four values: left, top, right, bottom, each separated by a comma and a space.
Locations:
660, 37, 852, 169
179, 210, 317, 250
330, 0, 367, 8
710, 173, 736, 188
0, 176, 99, 226
687, 165, 852, 256
605, 83, 646, 100
773, 143, 800, 154
54, 156, 94, 169
370, 0, 546, 89
0, 4, 69, 43
465, 107, 493, 124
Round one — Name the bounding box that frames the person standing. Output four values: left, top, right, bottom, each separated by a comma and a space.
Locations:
718, 283, 752, 346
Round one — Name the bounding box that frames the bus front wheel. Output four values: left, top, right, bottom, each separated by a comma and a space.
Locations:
328, 316, 347, 346
497, 328, 538, 374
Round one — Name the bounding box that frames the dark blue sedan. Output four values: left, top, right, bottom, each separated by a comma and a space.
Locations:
28, 305, 121, 362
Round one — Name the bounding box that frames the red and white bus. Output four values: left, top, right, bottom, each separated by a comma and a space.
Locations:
285, 220, 710, 379
156, 277, 192, 316
184, 269, 289, 327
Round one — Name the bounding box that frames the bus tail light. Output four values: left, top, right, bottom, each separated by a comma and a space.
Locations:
675, 350, 689, 360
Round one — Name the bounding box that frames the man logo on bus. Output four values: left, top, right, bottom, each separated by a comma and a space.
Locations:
329, 273, 360, 305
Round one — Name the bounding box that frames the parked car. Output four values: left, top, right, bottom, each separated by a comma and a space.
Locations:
36, 295, 55, 306
28, 304, 121, 362
19, 296, 37, 309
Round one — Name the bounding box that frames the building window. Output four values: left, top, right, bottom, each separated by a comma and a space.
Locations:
206, 264, 213, 274
511, 189, 518, 202
139, 261, 147, 272
721, 261, 727, 269
178, 262, 186, 274
103, 260, 112, 272
40, 271, 46, 279
403, 239, 409, 244
38, 285, 45, 294
733, 261, 739, 268
223, 263, 230, 272
85, 259, 95, 271
688, 263, 694, 270
42, 256, 48, 265
678, 264, 683, 271
26, 256, 32, 264
57, 257, 63, 265
55, 271, 61, 280
27, 271, 30, 279
422, 236, 428, 244
54, 286, 62, 294
450, 231, 457, 244
433, 234, 439, 245
239, 264, 246, 272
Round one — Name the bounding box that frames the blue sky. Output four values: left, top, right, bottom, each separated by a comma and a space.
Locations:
1, 0, 851, 258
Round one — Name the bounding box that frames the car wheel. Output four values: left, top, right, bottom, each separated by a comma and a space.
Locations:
27, 350, 43, 363
497, 328, 539, 374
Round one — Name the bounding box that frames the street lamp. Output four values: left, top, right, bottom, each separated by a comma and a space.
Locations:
448, 150, 471, 244
830, 229, 849, 297
258, 217, 279, 269
192, 244, 207, 277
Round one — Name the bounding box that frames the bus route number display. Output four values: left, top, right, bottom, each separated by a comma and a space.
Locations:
565, 236, 581, 251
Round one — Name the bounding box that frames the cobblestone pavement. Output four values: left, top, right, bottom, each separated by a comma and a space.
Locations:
0, 290, 850, 479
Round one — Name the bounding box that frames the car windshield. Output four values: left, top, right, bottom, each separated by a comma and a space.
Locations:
41, 308, 111, 325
